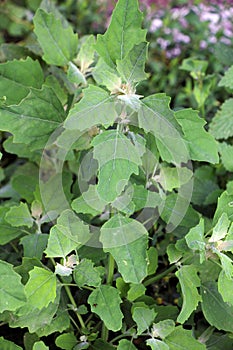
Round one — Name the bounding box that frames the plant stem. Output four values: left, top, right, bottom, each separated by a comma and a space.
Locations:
143, 264, 177, 287
63, 283, 86, 329
107, 253, 115, 285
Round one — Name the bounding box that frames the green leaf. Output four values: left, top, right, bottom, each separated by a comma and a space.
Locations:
218, 142, 233, 171
0, 337, 23, 350
151, 319, 175, 339
67, 62, 86, 85
92, 58, 122, 92
213, 189, 233, 223
33, 341, 49, 350
5, 202, 33, 228
117, 339, 137, 350
165, 326, 206, 350
127, 283, 146, 301
147, 247, 158, 275
219, 65, 233, 89
35, 307, 70, 337
33, 9, 78, 66
64, 85, 117, 131
175, 109, 219, 163
0, 86, 65, 149
55, 333, 77, 350
0, 260, 26, 312
138, 94, 187, 164
176, 265, 202, 323
92, 130, 142, 202
158, 166, 192, 192
116, 42, 148, 84
146, 339, 169, 350
74, 259, 101, 288
20, 234, 49, 260
24, 267, 57, 310
0, 57, 44, 105
88, 285, 123, 331
209, 99, 233, 140
72, 185, 107, 216
185, 219, 206, 263
96, 0, 146, 68
45, 209, 90, 258
201, 281, 233, 332
0, 206, 22, 245
3, 136, 41, 162
100, 215, 148, 283
209, 213, 230, 242
132, 306, 157, 335
218, 270, 233, 306
76, 35, 96, 72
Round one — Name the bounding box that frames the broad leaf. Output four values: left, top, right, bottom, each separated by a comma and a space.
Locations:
218, 142, 233, 171
55, 333, 77, 350
35, 307, 70, 337
24, 267, 56, 310
165, 326, 206, 350
201, 281, 233, 332
116, 42, 148, 84
0, 57, 43, 104
33, 341, 49, 350
127, 283, 146, 301
158, 166, 192, 192
132, 306, 157, 335
92, 130, 142, 202
77, 35, 96, 72
88, 285, 123, 331
176, 265, 202, 323
218, 270, 233, 306
209, 213, 230, 242
138, 94, 187, 164
146, 339, 169, 350
92, 58, 122, 92
151, 319, 175, 339
96, 0, 146, 68
74, 259, 102, 288
20, 234, 49, 260
209, 99, 233, 140
45, 209, 90, 258
72, 185, 107, 216
0, 86, 65, 149
0, 260, 26, 312
0, 207, 22, 245
5, 202, 33, 228
175, 109, 219, 163
117, 339, 137, 350
100, 215, 148, 283
0, 337, 23, 350
33, 9, 78, 66
219, 65, 233, 89
64, 85, 117, 131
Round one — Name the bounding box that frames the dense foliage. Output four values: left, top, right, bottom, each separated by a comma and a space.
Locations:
1, 0, 233, 349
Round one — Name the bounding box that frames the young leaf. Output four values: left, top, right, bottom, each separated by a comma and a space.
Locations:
146, 339, 169, 350
209, 99, 233, 140
209, 213, 230, 242
127, 283, 146, 301
24, 267, 56, 310
20, 234, 49, 260
219, 64, 233, 89
5, 202, 33, 228
33, 9, 78, 66
88, 285, 123, 331
158, 166, 192, 192
64, 85, 117, 131
73, 259, 102, 288
76, 35, 96, 72
45, 209, 90, 258
0, 260, 26, 312
218, 142, 233, 171
201, 282, 233, 332
92, 130, 142, 202
116, 42, 148, 84
176, 265, 202, 324
55, 333, 77, 350
33, 341, 49, 350
100, 215, 148, 283
96, 0, 147, 68
35, 307, 70, 337
0, 57, 44, 105
92, 58, 122, 92
185, 219, 206, 263
151, 319, 175, 339
132, 307, 157, 335
175, 109, 219, 163
117, 339, 137, 350
165, 326, 206, 350
0, 86, 65, 150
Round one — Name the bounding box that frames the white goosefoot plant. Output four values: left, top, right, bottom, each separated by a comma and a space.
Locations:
0, 0, 233, 349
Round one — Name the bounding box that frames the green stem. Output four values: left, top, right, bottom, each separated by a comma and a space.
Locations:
107, 253, 115, 285
143, 264, 177, 287
63, 283, 86, 329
